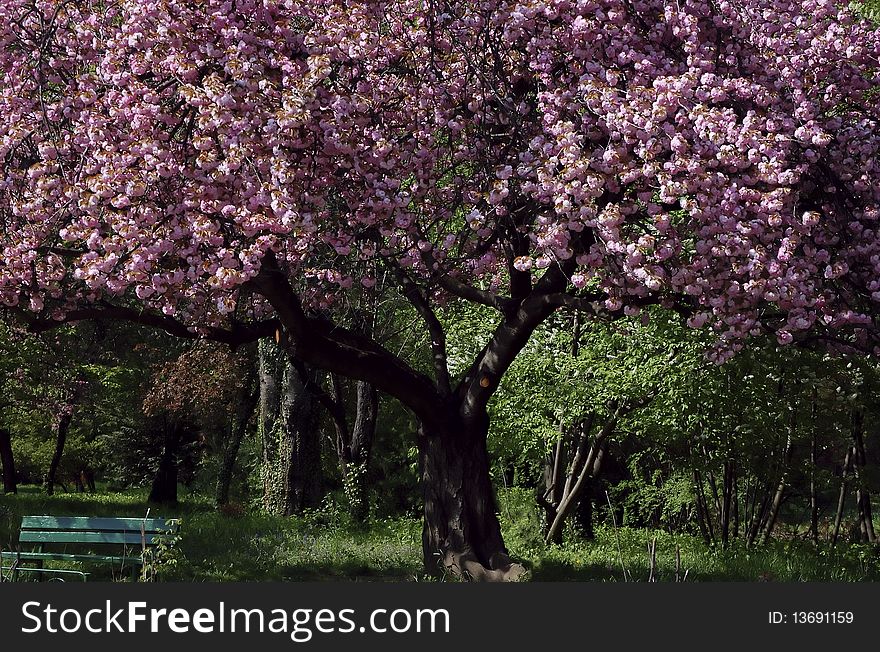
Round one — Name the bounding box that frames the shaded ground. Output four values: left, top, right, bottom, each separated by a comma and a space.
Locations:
1, 486, 878, 581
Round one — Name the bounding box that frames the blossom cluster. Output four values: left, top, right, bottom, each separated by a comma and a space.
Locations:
0, 0, 878, 352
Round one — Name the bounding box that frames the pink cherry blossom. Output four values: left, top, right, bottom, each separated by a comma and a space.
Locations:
0, 0, 876, 355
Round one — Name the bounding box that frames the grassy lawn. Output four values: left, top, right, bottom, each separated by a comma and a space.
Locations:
2, 486, 879, 582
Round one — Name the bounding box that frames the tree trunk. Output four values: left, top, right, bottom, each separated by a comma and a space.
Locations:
215, 395, 257, 507
574, 482, 595, 540
44, 410, 73, 496
419, 410, 524, 581
544, 415, 614, 544
215, 357, 259, 507
215, 423, 244, 507
809, 429, 819, 546
762, 419, 794, 545
732, 467, 740, 540
720, 459, 733, 549
332, 376, 379, 521
258, 338, 284, 512
541, 422, 569, 544
747, 480, 772, 547
149, 421, 182, 505
0, 428, 16, 494
258, 340, 323, 515
279, 360, 322, 515
693, 468, 716, 545
851, 409, 876, 543
831, 446, 853, 546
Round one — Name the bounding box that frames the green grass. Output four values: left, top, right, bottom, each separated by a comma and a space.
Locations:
496, 488, 880, 582
0, 486, 421, 582
2, 486, 879, 582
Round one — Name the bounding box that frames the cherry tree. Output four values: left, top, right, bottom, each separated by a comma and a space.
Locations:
2, 0, 879, 579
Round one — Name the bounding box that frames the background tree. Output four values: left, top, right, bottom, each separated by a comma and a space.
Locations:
142, 341, 258, 506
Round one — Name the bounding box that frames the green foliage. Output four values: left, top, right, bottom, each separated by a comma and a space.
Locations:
854, 0, 880, 22
140, 520, 184, 582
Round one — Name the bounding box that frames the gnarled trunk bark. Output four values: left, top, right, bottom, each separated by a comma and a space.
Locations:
419, 409, 524, 581
280, 360, 322, 515
0, 428, 16, 494
258, 340, 323, 515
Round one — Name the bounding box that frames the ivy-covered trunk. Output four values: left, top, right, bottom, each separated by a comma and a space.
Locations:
258, 339, 322, 515
330, 375, 378, 521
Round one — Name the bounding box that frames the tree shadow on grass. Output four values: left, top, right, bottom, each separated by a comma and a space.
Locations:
276, 561, 419, 582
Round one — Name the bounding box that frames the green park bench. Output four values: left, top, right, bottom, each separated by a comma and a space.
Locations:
0, 516, 180, 582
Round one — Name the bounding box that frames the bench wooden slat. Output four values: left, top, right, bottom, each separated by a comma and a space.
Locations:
1, 551, 143, 565
6, 515, 180, 580
19, 531, 164, 545
20, 516, 178, 533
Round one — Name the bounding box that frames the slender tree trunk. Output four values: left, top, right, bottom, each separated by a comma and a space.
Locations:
215, 348, 259, 507
0, 428, 16, 494
44, 410, 73, 496
215, 421, 246, 507
742, 475, 754, 539
732, 467, 740, 540
762, 432, 793, 544
419, 408, 524, 581
541, 424, 568, 544
574, 480, 595, 540
720, 459, 733, 549
851, 409, 876, 543
831, 446, 853, 546
544, 415, 614, 544
703, 445, 721, 517
149, 421, 182, 505
693, 468, 716, 545
258, 338, 284, 512
541, 312, 586, 543
809, 427, 819, 546
215, 380, 259, 507
332, 377, 379, 521
747, 480, 772, 546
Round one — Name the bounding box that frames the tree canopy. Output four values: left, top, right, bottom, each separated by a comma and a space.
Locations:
2, 0, 880, 579
1, 0, 879, 362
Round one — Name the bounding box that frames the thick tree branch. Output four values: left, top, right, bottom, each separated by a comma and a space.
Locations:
15, 303, 278, 348
433, 267, 517, 314
251, 253, 443, 425
456, 264, 573, 420
393, 267, 453, 397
